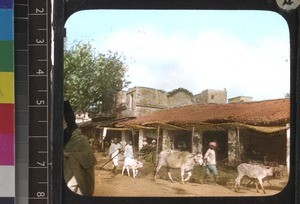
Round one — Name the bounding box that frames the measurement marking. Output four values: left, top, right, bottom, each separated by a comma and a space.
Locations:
29, 167, 48, 169
29, 44, 47, 46
15, 17, 28, 20
29, 197, 48, 199
15, 49, 28, 52
38, 182, 48, 184
29, 105, 47, 108
14, 17, 27, 21
38, 28, 47, 31
29, 136, 47, 138
15, 32, 28, 35
15, 3, 28, 6
14, 110, 27, 113
38, 90, 47, 92
29, 75, 46, 77
38, 59, 47, 62
38, 151, 47, 154
38, 121, 47, 123
28, 13, 47, 16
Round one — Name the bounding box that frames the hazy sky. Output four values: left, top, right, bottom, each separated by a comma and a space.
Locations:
65, 10, 290, 101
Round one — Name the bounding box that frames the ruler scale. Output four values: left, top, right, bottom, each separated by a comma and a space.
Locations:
28, 0, 51, 203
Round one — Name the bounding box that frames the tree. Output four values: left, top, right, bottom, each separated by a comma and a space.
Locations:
64, 41, 131, 113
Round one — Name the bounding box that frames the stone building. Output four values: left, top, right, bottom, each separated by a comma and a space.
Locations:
194, 89, 227, 104
116, 87, 167, 118
115, 87, 227, 118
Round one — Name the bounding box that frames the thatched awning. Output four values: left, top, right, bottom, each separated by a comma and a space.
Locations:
118, 121, 288, 133
117, 99, 290, 133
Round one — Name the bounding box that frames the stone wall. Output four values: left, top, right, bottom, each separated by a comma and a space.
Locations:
167, 91, 194, 108
162, 130, 172, 151
228, 128, 241, 166
118, 87, 167, 118
135, 87, 167, 108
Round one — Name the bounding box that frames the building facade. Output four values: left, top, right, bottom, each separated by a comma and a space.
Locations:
116, 87, 228, 118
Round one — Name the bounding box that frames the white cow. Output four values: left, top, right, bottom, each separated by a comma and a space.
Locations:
235, 163, 273, 194
122, 157, 143, 178
154, 149, 203, 183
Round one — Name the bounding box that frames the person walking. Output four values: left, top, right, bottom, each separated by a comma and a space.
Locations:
203, 141, 218, 184
124, 141, 134, 159
109, 137, 122, 174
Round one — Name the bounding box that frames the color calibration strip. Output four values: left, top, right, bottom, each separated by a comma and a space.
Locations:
0, 0, 15, 203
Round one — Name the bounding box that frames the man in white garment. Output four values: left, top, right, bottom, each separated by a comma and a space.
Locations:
109, 137, 122, 174
203, 141, 218, 184
124, 141, 134, 159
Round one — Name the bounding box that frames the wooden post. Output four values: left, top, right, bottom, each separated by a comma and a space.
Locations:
132, 130, 135, 155
138, 129, 144, 151
191, 126, 195, 153
155, 126, 160, 165
237, 126, 241, 164
101, 136, 104, 151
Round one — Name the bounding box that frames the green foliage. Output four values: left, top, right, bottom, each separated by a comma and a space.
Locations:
64, 41, 131, 112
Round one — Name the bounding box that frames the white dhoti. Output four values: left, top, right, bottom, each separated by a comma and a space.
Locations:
111, 150, 119, 166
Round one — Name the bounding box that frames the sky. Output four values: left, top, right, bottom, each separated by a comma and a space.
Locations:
65, 10, 290, 101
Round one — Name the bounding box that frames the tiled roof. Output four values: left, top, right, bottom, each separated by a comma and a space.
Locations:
119, 98, 289, 127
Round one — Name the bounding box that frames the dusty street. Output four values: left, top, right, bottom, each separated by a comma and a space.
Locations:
92, 153, 287, 197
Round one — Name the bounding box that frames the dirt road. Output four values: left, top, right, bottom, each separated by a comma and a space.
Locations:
93, 153, 286, 197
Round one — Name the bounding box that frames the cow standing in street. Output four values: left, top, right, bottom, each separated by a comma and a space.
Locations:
122, 157, 143, 178
154, 150, 203, 183
235, 163, 273, 194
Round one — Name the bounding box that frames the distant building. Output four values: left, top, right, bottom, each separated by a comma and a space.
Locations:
116, 87, 167, 118
194, 89, 227, 104
116, 87, 228, 118
228, 96, 253, 103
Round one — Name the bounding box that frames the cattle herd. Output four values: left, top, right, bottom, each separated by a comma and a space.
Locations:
119, 150, 287, 194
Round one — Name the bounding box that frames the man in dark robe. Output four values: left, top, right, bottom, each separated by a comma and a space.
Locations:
63, 101, 97, 196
